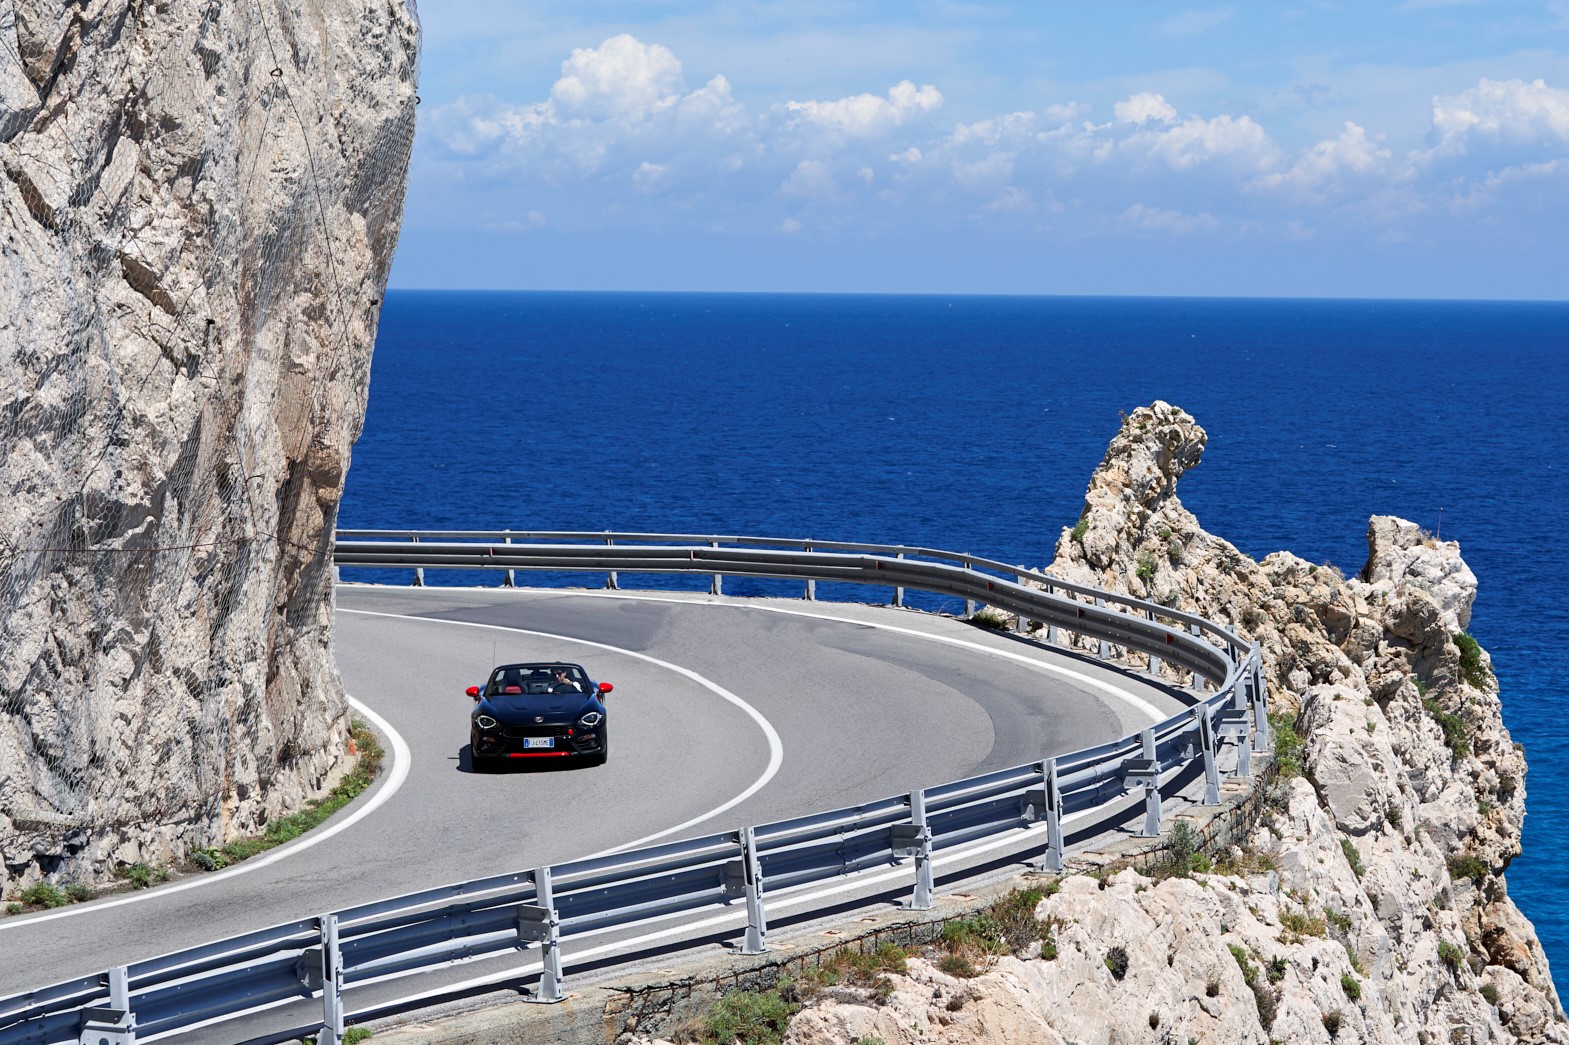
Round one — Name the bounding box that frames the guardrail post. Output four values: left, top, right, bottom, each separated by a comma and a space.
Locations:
604, 534, 618, 589
1095, 597, 1110, 659
709, 540, 723, 597
1197, 707, 1221, 805
1146, 610, 1163, 677
1142, 728, 1167, 834
319, 914, 345, 1045
79, 965, 135, 1044
1249, 645, 1269, 754
517, 867, 565, 1002
804, 541, 816, 601
893, 553, 905, 607
1028, 758, 1064, 873
1013, 574, 1030, 633
963, 560, 976, 616
1189, 623, 1204, 691
738, 826, 768, 954
503, 532, 516, 587
1045, 585, 1059, 645
890, 790, 934, 911
411, 535, 424, 587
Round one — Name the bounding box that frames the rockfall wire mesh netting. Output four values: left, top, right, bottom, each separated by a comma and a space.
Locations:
0, 0, 418, 890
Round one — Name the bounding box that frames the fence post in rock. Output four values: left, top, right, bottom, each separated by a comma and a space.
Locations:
1250, 644, 1269, 753
1146, 609, 1163, 677
1197, 706, 1221, 806
411, 535, 423, 587
804, 541, 816, 601
78, 964, 135, 1044
1095, 597, 1110, 659
738, 826, 769, 954
517, 867, 565, 1002
604, 534, 619, 590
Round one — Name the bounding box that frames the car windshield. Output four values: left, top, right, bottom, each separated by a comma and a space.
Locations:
486, 664, 588, 697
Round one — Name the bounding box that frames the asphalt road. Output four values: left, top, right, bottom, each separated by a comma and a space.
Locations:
0, 585, 1190, 1003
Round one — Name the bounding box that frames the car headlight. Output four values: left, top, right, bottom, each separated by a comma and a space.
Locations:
475, 714, 499, 730
577, 711, 603, 727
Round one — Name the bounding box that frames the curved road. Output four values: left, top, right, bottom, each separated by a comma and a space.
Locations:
0, 584, 1190, 997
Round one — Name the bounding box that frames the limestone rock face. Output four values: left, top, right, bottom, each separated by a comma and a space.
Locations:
0, 0, 419, 888
773, 402, 1565, 1042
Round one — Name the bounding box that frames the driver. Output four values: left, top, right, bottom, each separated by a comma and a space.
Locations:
550, 667, 582, 693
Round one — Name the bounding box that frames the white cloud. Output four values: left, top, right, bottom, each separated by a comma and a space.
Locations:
1127, 114, 1280, 173
784, 80, 943, 138
1159, 7, 1236, 35
1431, 78, 1569, 154
780, 217, 802, 235
1114, 93, 1178, 125
1254, 122, 1393, 199
632, 161, 672, 194
549, 34, 685, 120
1119, 203, 1219, 234
781, 159, 836, 199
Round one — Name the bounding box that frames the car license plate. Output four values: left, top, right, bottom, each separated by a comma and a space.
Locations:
523, 738, 554, 750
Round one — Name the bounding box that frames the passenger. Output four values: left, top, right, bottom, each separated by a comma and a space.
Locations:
550, 667, 582, 694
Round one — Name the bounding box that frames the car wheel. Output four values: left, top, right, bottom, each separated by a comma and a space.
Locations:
472, 752, 497, 773
592, 728, 609, 766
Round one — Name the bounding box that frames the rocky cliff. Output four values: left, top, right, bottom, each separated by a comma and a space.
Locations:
777, 402, 1565, 1043
0, 0, 418, 889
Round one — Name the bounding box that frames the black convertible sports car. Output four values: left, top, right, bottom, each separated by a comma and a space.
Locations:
466, 662, 613, 769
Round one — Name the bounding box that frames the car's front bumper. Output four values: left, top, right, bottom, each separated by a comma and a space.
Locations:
473, 723, 605, 759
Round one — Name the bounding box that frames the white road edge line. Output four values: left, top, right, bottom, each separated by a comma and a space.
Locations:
336, 608, 786, 858
342, 583, 1175, 725
0, 697, 411, 933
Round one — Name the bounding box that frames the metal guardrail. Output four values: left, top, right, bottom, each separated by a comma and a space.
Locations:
1, 531, 1267, 1045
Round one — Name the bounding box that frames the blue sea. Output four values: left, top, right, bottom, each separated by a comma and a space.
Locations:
342, 291, 1569, 995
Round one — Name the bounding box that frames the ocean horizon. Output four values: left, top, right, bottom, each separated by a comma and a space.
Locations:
343, 289, 1569, 995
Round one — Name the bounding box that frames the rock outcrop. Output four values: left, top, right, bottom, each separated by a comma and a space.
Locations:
763, 402, 1565, 1043
0, 1, 419, 889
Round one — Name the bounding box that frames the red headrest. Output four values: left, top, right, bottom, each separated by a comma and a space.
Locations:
504, 685, 522, 694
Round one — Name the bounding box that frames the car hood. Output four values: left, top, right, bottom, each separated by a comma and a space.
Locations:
477, 693, 599, 723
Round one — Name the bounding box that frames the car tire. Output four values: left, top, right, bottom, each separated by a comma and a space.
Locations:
472, 752, 497, 774
592, 727, 609, 766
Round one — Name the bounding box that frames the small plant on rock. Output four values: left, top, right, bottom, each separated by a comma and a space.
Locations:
1340, 838, 1365, 879
18, 883, 67, 909
1341, 973, 1361, 1001
1104, 945, 1129, 981
1448, 854, 1487, 884
1423, 698, 1471, 760
1070, 518, 1089, 545
1438, 940, 1466, 973
1136, 556, 1158, 584
1323, 1010, 1343, 1036
1453, 632, 1492, 689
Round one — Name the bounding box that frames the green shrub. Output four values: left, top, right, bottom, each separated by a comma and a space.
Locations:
704, 987, 800, 1045
64, 882, 94, 903
1136, 556, 1158, 584
1161, 820, 1201, 878
1267, 956, 1288, 983
1229, 944, 1278, 1027
344, 1030, 374, 1044
1271, 712, 1306, 778
1341, 973, 1361, 1000
938, 953, 979, 979
1438, 940, 1466, 973
1481, 982, 1500, 1006
1448, 854, 1488, 884
1340, 838, 1365, 879
1070, 518, 1089, 545
1454, 632, 1491, 689
1423, 699, 1470, 760
1280, 909, 1327, 940
1323, 1010, 1343, 1036
4, 903, 21, 915
18, 883, 67, 909
119, 864, 155, 890
1104, 945, 1129, 981
968, 607, 1011, 630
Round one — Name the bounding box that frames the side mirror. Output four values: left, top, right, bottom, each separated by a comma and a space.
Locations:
598, 682, 614, 695
465, 686, 480, 700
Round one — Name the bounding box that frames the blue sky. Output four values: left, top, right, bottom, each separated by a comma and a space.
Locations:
389, 2, 1569, 298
